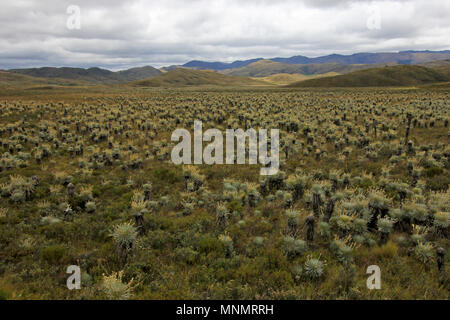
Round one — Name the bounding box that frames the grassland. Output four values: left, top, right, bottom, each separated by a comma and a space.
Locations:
251, 73, 340, 85
0, 85, 448, 300
289, 65, 450, 87
131, 68, 267, 87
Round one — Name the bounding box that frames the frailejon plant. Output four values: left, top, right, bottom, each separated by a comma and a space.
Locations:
414, 242, 434, 265
219, 234, 233, 258
286, 210, 299, 236
283, 236, 308, 259
377, 217, 396, 245
101, 271, 135, 300
303, 256, 325, 280
110, 222, 138, 260
0, 88, 448, 299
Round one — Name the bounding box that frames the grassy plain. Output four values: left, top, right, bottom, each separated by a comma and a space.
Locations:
0, 85, 448, 300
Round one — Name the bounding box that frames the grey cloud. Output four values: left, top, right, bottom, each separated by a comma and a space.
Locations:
0, 0, 449, 69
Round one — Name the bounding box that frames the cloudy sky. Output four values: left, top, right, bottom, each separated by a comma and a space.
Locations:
0, 0, 449, 70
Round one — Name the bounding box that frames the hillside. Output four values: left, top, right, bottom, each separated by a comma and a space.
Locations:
254, 72, 340, 85
8, 67, 120, 84
116, 66, 162, 81
288, 65, 450, 87
222, 60, 377, 77
8, 66, 162, 84
131, 68, 267, 87
420, 59, 450, 76
0, 70, 86, 89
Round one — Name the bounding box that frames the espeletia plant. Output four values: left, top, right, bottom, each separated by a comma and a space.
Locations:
414, 242, 434, 264
110, 222, 138, 259
101, 271, 135, 300
303, 256, 325, 280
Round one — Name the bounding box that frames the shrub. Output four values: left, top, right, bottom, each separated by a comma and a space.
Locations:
371, 241, 398, 259
174, 247, 199, 264
264, 270, 294, 290
198, 236, 225, 256
424, 167, 444, 178
0, 288, 11, 300
41, 245, 67, 264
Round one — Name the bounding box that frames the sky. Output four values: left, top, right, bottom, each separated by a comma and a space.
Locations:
0, 0, 449, 70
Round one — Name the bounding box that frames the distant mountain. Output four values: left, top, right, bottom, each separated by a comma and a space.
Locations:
287, 65, 450, 87
8, 65, 162, 84
273, 51, 450, 65
182, 58, 263, 70
173, 51, 450, 72
130, 68, 267, 87
160, 65, 182, 72
221, 59, 382, 77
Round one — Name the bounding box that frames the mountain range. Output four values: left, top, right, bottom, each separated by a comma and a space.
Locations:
181, 50, 450, 71
220, 59, 382, 77
2, 50, 450, 88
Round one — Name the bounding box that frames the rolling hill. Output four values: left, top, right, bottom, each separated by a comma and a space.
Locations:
287, 65, 450, 87
0, 70, 87, 89
420, 59, 450, 76
115, 66, 162, 81
8, 65, 162, 84
221, 60, 380, 77
130, 68, 267, 87
254, 72, 340, 85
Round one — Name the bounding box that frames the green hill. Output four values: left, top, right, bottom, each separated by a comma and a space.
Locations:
131, 68, 267, 87
116, 66, 162, 81
0, 70, 86, 89
420, 59, 450, 76
287, 65, 450, 87
221, 60, 380, 77
8, 66, 162, 84
254, 72, 340, 85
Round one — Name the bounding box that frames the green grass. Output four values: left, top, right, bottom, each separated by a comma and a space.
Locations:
0, 86, 448, 300
288, 65, 450, 87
